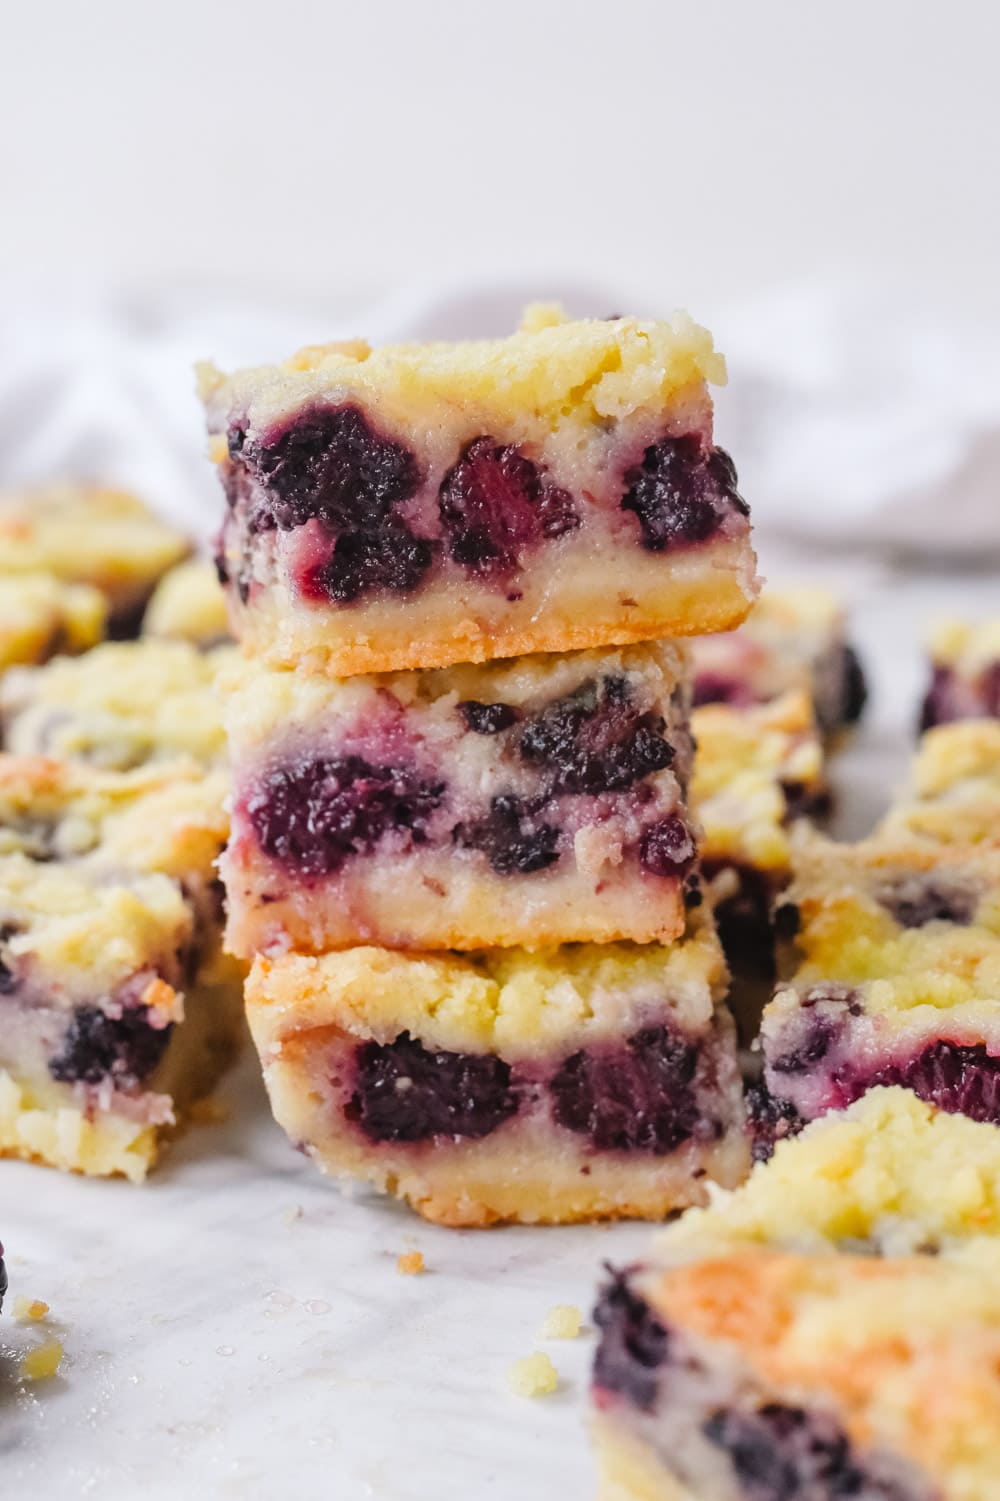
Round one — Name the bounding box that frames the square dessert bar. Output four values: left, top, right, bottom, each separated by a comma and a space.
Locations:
691, 586, 867, 740
203, 307, 758, 676
591, 1090, 1000, 1501
224, 640, 700, 954
0, 574, 107, 671
919, 618, 1000, 729
142, 559, 231, 649
0, 640, 234, 771
0, 756, 242, 1179
692, 691, 829, 1009
754, 833, 1000, 1156
0, 484, 190, 635
880, 719, 1000, 849
245, 913, 748, 1226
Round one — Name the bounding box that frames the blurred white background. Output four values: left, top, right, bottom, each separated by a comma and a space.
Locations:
2, 0, 1000, 555
5, 0, 999, 321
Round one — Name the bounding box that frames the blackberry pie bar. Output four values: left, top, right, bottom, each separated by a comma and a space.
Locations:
203, 308, 758, 676
0, 483, 190, 635
591, 1089, 1000, 1501
0, 756, 242, 1179
0, 574, 106, 672
754, 832, 1000, 1155
691, 587, 867, 741
919, 618, 1000, 729
244, 912, 748, 1226
880, 718, 1000, 849
224, 641, 699, 954
692, 691, 828, 1014
1, 640, 233, 770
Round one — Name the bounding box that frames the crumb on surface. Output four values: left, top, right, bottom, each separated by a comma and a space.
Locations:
507, 1351, 558, 1398
397, 1251, 425, 1276
20, 1338, 63, 1381
13, 1297, 50, 1323
539, 1304, 583, 1339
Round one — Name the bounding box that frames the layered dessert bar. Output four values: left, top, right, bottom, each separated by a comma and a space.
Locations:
224, 641, 699, 954
880, 719, 1000, 848
0, 574, 106, 672
143, 559, 231, 649
203, 308, 758, 676
1, 640, 233, 770
691, 587, 867, 740
692, 691, 828, 1013
591, 1089, 1000, 1501
592, 1239, 1000, 1501
244, 913, 748, 1226
0, 756, 242, 1179
919, 618, 1000, 729
0, 484, 190, 635
753, 833, 1000, 1156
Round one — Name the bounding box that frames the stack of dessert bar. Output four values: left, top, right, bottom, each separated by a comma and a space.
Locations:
0, 484, 243, 1178
204, 307, 762, 1225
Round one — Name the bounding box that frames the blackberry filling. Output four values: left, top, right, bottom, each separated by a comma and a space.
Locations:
550, 1025, 703, 1153
592, 1268, 672, 1411
621, 436, 746, 552
859, 1041, 1000, 1125
242, 404, 422, 534
248, 754, 445, 877
348, 1032, 518, 1143
701, 861, 777, 982
0, 923, 21, 994
517, 675, 675, 795
703, 1402, 917, 1500
457, 700, 521, 735
49, 1004, 172, 1089
875, 874, 977, 929
438, 437, 579, 575
768, 987, 862, 1076
837, 643, 869, 729
301, 520, 433, 604
639, 815, 697, 878
744, 1080, 805, 1163
453, 794, 561, 875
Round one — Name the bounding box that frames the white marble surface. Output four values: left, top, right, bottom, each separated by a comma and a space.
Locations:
3, 562, 998, 1500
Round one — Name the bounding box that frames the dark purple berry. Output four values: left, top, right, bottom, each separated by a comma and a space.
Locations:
453, 794, 560, 875
768, 986, 861, 1075
247, 755, 444, 877
438, 437, 579, 574
702, 1402, 909, 1499
518, 675, 674, 795
876, 874, 977, 929
592, 1268, 671, 1412
49, 1004, 172, 1089
246, 404, 422, 533
866, 1041, 1000, 1125
621, 436, 745, 552
639, 815, 697, 878
457, 700, 521, 735
773, 901, 801, 939
302, 520, 433, 604
838, 643, 869, 729
550, 1026, 703, 1154
348, 1031, 518, 1143
700, 860, 777, 985
745, 1080, 805, 1163
0, 924, 20, 994
691, 672, 756, 710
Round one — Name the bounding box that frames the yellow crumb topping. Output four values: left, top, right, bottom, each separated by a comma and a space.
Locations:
661, 1088, 1000, 1256
539, 1304, 583, 1339
927, 617, 1000, 672
693, 691, 824, 870
396, 1251, 425, 1276
19, 1338, 63, 1381
507, 1352, 558, 1397
13, 1297, 50, 1322
247, 912, 726, 1058
143, 559, 230, 647
0, 573, 106, 670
